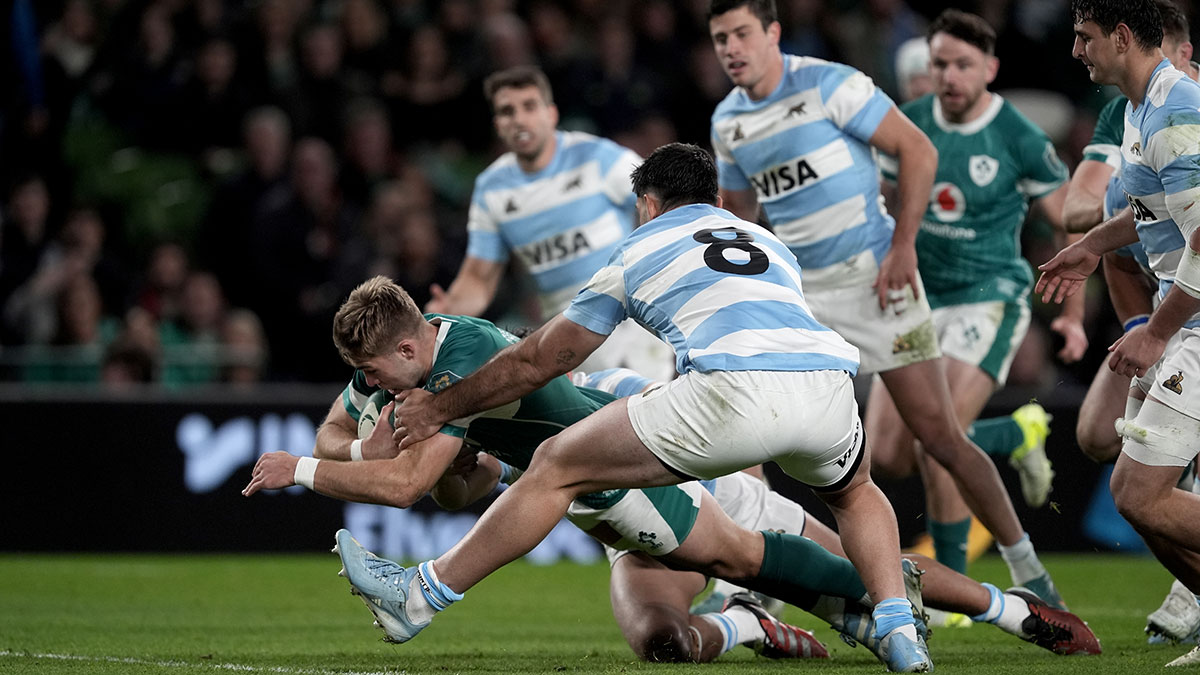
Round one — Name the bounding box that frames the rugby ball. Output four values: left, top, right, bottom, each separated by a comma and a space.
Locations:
357, 389, 397, 438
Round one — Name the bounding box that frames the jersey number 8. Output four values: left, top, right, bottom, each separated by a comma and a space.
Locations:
693, 227, 769, 275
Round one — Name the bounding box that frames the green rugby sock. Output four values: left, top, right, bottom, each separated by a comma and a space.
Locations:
929, 517, 972, 574
745, 530, 868, 610
967, 416, 1023, 457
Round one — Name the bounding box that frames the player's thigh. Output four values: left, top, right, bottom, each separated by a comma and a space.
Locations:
1077, 360, 1133, 462
609, 552, 706, 650
864, 374, 917, 478
941, 357, 995, 426
531, 397, 679, 492
877, 357, 962, 449
569, 482, 706, 556
662, 490, 765, 580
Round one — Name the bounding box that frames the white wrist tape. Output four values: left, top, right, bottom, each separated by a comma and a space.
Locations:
349, 439, 364, 462
1175, 246, 1200, 299
294, 456, 319, 490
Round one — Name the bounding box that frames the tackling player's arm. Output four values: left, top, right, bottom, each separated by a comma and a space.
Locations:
243, 430, 465, 509
313, 397, 398, 461
395, 314, 608, 447
426, 256, 505, 316
1061, 159, 1115, 233
868, 106, 938, 308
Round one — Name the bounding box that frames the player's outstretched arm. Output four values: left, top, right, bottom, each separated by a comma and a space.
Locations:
1036, 208, 1137, 303
394, 314, 607, 447
425, 256, 504, 316
868, 107, 937, 309
243, 432, 464, 508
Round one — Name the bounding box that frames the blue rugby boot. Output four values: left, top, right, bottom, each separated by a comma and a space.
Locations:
882, 631, 934, 673
333, 528, 429, 643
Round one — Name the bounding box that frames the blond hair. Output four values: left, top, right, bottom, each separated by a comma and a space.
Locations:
332, 276, 423, 363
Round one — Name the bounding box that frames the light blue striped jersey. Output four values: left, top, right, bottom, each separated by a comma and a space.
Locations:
563, 203, 860, 375
1121, 60, 1200, 313
710, 54, 895, 286
577, 367, 654, 398
466, 130, 641, 319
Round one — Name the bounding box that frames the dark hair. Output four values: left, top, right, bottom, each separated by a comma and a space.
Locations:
928, 9, 997, 55
1155, 0, 1190, 45
631, 143, 719, 211
1072, 0, 1164, 50
707, 0, 777, 29
482, 66, 554, 107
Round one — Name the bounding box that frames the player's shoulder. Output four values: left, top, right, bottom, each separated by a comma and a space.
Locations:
474, 151, 522, 190
1146, 71, 1200, 131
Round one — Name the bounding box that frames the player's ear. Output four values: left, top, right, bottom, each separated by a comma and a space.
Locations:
985, 55, 999, 84
766, 20, 781, 46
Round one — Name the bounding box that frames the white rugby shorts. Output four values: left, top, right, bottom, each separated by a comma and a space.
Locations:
804, 274, 940, 375
626, 368, 864, 489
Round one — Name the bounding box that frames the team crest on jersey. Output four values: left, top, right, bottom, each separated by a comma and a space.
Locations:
505, 198, 518, 214
427, 370, 462, 393
1163, 371, 1185, 395
732, 123, 744, 141
787, 102, 807, 118
563, 174, 582, 191
968, 155, 999, 187
929, 182, 966, 222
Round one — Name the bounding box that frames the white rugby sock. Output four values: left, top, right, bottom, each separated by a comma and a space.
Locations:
700, 606, 765, 654
998, 534, 1046, 586
970, 583, 1032, 636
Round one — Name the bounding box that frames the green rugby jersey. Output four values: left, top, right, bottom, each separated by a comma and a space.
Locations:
341, 314, 625, 508
881, 94, 1068, 306
1082, 95, 1126, 169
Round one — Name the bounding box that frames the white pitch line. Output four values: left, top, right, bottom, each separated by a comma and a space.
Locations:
0, 650, 403, 675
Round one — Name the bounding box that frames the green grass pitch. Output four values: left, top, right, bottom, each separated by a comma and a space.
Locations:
0, 552, 1191, 673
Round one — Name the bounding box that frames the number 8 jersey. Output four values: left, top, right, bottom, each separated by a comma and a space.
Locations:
563, 202, 860, 376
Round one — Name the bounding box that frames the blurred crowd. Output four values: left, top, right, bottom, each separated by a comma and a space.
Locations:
0, 0, 1178, 388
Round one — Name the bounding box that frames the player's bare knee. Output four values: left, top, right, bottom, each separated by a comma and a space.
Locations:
635, 623, 694, 663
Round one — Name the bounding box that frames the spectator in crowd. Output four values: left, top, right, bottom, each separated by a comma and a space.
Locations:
135, 242, 189, 323
220, 308, 268, 386
159, 271, 226, 386
23, 274, 119, 383
249, 137, 368, 381
177, 34, 252, 162
100, 335, 157, 388
197, 106, 293, 309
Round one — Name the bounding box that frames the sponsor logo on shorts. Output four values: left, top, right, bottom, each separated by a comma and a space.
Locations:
1164, 371, 1185, 395
836, 422, 861, 468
